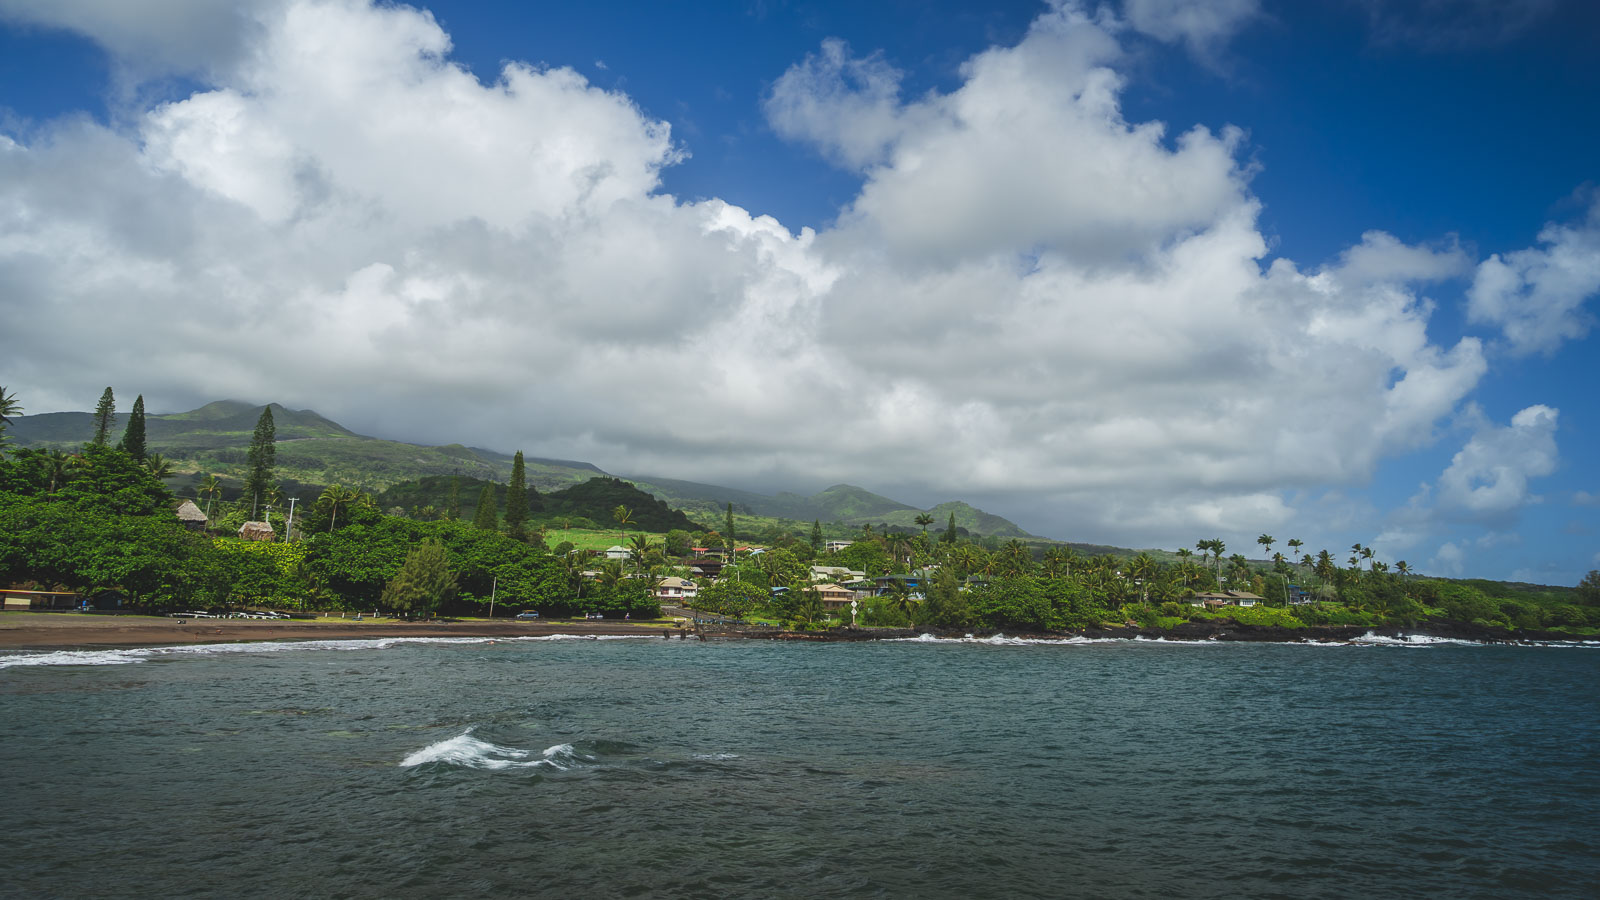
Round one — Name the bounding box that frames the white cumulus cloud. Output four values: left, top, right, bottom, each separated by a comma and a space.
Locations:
0, 0, 1557, 561
1467, 199, 1600, 356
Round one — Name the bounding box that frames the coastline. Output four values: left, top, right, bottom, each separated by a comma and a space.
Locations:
0, 613, 680, 651
3, 611, 1590, 653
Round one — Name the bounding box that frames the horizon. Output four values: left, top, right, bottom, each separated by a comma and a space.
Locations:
2, 0, 1598, 584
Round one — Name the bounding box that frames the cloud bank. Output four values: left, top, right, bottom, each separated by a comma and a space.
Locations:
0, 0, 1588, 562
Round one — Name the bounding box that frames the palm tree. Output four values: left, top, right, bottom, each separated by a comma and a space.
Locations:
144, 453, 173, 480
46, 450, 72, 494
1395, 560, 1411, 578
627, 534, 652, 573
0, 385, 20, 426
596, 559, 624, 592
319, 484, 358, 532
1257, 534, 1274, 560
1287, 538, 1304, 566
200, 474, 223, 522
0, 385, 20, 455
914, 513, 934, 537
1127, 553, 1157, 603
1360, 545, 1375, 572
613, 505, 635, 545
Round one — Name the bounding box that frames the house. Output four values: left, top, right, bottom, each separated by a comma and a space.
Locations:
654, 576, 698, 603
810, 565, 865, 582
174, 500, 208, 532
814, 583, 857, 610
604, 546, 630, 561
2, 588, 80, 610
824, 540, 853, 553
1288, 584, 1315, 605
238, 521, 275, 542
1189, 590, 1265, 608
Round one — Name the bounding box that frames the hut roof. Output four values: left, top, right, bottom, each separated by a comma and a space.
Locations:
238, 521, 276, 540
175, 500, 208, 523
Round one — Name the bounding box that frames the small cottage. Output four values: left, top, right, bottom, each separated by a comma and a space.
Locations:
174, 500, 208, 532
238, 521, 275, 542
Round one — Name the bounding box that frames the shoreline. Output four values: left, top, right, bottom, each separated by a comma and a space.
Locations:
0, 613, 680, 651
1, 611, 1590, 652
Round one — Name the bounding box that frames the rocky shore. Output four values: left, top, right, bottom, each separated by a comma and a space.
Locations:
2, 611, 1586, 653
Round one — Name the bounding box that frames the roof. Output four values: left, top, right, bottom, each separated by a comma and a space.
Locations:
174, 500, 208, 522
658, 577, 696, 589
238, 521, 275, 539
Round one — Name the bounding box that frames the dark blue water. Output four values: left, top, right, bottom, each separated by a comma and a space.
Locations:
2, 635, 1597, 898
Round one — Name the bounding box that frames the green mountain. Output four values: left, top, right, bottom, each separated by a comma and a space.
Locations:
626, 476, 1037, 539
376, 475, 702, 534
7, 401, 602, 495
10, 398, 1035, 539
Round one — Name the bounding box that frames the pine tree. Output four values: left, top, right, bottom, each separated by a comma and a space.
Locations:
447, 476, 461, 520
942, 511, 958, 544
118, 394, 147, 461
810, 519, 823, 551
473, 485, 498, 530
505, 451, 528, 540
245, 406, 276, 518
380, 539, 458, 618
725, 502, 736, 555
90, 387, 116, 446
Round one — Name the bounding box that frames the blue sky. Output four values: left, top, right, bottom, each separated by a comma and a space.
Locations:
1, 0, 1597, 583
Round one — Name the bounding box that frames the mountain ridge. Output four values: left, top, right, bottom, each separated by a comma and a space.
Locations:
10, 400, 1039, 539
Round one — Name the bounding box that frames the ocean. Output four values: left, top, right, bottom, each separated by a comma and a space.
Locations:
2, 634, 1597, 898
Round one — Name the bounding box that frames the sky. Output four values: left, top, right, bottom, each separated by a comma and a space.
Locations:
1, 0, 1598, 584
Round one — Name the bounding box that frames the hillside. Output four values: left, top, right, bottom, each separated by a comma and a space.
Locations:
14, 398, 1029, 538
376, 474, 701, 534
628, 476, 1037, 538
8, 401, 603, 494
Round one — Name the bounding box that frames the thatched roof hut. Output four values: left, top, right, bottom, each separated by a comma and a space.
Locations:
238, 521, 276, 542
174, 500, 208, 531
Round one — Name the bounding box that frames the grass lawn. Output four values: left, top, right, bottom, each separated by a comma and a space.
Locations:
539, 527, 658, 553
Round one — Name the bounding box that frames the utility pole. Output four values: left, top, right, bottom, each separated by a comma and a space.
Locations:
285, 497, 297, 542
488, 576, 497, 619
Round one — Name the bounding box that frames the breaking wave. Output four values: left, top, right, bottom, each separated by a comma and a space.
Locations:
399, 730, 588, 770
1350, 632, 1484, 647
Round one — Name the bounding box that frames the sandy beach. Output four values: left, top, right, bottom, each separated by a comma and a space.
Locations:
0, 611, 683, 651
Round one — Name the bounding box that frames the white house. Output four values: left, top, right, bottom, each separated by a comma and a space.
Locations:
655, 576, 698, 603
824, 540, 854, 553
810, 565, 865, 582
604, 546, 630, 561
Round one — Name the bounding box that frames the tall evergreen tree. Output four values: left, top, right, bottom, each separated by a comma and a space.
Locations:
447, 475, 461, 520
810, 519, 823, 551
942, 511, 958, 544
90, 387, 116, 446
505, 451, 528, 540
473, 485, 498, 530
725, 502, 736, 555
245, 405, 276, 517
118, 394, 148, 461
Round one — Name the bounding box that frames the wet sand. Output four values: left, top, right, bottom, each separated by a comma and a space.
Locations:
0, 612, 680, 650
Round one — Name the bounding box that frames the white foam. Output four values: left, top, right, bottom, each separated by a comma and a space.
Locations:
691, 752, 741, 761
0, 633, 657, 668
1349, 631, 1482, 647
399, 730, 587, 770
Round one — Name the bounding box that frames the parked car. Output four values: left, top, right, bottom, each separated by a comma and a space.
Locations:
515, 611, 540, 620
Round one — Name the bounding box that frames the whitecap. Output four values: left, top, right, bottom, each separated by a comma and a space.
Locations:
1349, 631, 1482, 647
691, 752, 741, 761
399, 730, 589, 770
